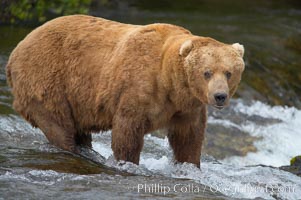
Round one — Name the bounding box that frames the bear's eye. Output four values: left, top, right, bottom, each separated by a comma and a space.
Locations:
225, 71, 232, 80
204, 71, 212, 79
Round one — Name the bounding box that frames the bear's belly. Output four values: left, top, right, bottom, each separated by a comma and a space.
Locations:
146, 103, 175, 132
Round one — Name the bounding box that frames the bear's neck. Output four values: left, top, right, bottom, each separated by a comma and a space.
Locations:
161, 37, 200, 111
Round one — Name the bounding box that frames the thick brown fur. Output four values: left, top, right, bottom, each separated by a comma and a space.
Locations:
6, 15, 245, 167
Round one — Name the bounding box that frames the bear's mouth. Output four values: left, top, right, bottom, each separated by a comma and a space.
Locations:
213, 105, 224, 110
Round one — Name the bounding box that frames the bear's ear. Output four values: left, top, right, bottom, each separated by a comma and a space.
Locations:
179, 40, 193, 57
232, 43, 244, 57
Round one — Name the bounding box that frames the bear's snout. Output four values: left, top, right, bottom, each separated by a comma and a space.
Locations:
211, 92, 228, 110
214, 93, 227, 105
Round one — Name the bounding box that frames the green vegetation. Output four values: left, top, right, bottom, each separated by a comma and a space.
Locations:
290, 156, 301, 166
1, 0, 92, 24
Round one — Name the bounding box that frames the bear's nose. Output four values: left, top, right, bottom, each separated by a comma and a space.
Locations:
214, 93, 228, 105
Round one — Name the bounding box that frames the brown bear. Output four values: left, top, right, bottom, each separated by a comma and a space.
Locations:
6, 15, 245, 167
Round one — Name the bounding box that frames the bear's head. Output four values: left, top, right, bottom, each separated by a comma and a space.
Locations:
179, 38, 245, 109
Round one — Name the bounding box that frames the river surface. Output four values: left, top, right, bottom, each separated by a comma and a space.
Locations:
0, 1, 301, 199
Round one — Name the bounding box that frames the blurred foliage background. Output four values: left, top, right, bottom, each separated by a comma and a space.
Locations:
1, 0, 300, 25
1, 0, 93, 25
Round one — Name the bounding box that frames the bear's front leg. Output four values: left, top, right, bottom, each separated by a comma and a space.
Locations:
111, 112, 148, 165
168, 108, 206, 168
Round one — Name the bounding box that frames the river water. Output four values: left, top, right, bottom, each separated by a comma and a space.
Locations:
0, 1, 301, 199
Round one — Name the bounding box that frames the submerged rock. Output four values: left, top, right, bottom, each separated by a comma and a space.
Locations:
0, 146, 121, 175
203, 124, 258, 159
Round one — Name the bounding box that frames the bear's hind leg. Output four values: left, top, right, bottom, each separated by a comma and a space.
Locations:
23, 100, 78, 153
15, 99, 106, 164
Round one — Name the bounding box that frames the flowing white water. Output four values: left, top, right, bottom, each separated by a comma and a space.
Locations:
92, 131, 301, 199
221, 101, 301, 167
